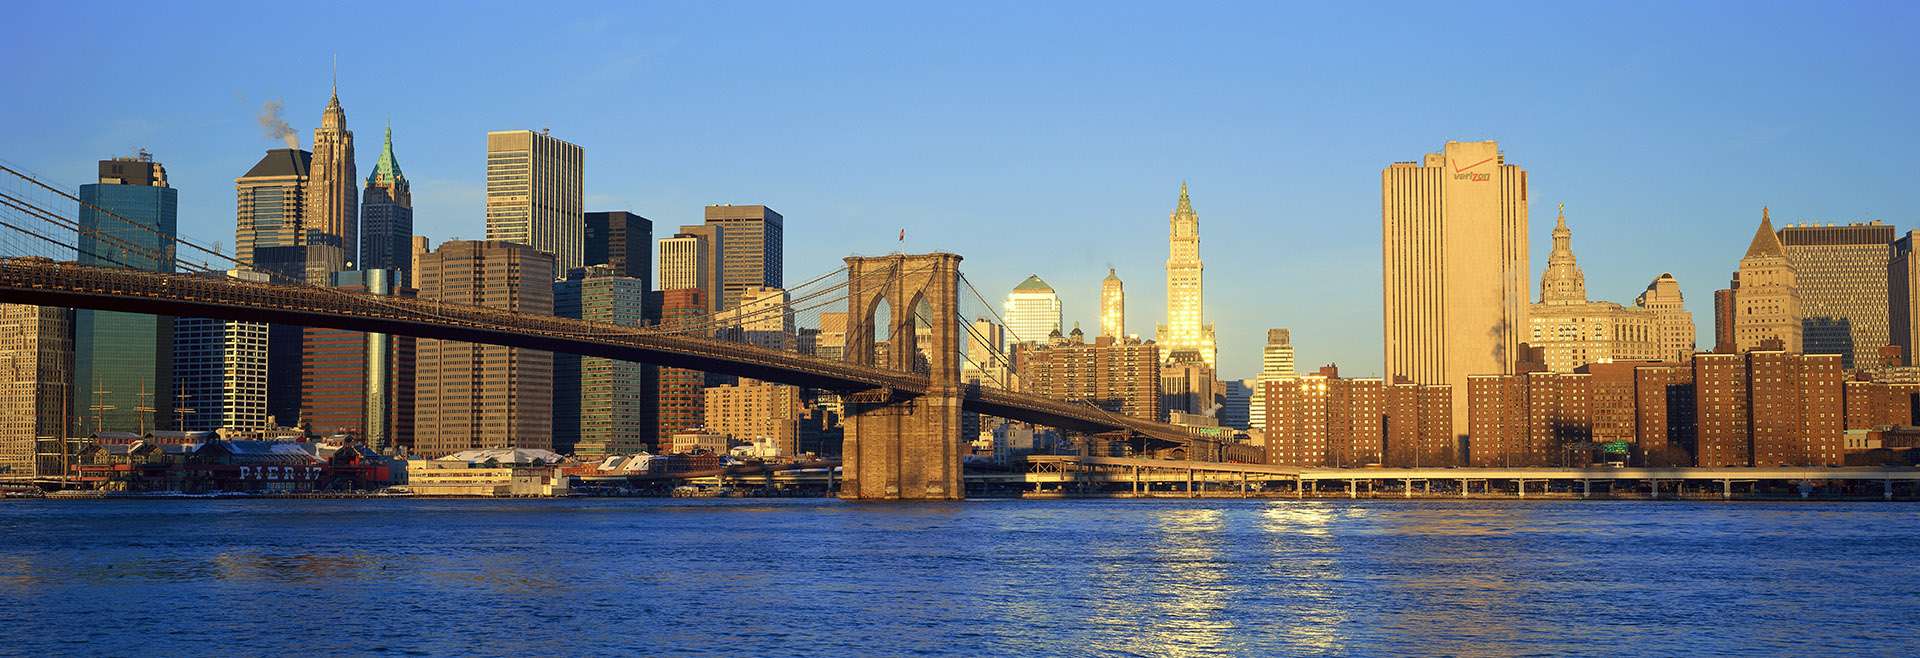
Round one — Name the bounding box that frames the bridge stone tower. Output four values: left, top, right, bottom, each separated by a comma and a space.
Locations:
840, 253, 965, 500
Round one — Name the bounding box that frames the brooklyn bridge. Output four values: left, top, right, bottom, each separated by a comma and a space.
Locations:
0, 162, 1228, 500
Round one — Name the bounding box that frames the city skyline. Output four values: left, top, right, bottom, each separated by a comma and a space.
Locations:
5, 3, 1919, 380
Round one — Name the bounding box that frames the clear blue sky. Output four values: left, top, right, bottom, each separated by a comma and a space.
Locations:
4, 1, 1916, 380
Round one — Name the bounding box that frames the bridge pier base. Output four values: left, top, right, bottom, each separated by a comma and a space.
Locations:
840, 393, 964, 501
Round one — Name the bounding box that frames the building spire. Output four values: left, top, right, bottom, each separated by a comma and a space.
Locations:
1743, 206, 1786, 260
1539, 202, 1587, 304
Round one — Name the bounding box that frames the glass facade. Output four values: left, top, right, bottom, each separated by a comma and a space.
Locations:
73, 182, 177, 433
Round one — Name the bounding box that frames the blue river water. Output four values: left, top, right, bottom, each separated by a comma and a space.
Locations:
1, 498, 1916, 656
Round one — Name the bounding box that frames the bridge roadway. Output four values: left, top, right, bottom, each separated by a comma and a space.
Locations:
699, 456, 1920, 499
0, 259, 1201, 448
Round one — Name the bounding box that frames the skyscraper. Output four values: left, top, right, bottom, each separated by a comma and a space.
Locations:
76, 153, 177, 433
1382, 140, 1530, 435
673, 224, 724, 315
307, 86, 357, 264
359, 125, 413, 287
412, 241, 556, 457
555, 266, 652, 458
173, 269, 269, 434
655, 288, 707, 447
658, 233, 709, 293
1155, 183, 1217, 369
1731, 208, 1801, 353
302, 269, 411, 450
486, 129, 584, 272
1778, 220, 1894, 370
704, 204, 783, 311
235, 148, 312, 268
1100, 267, 1125, 338
1247, 328, 1297, 431
0, 303, 70, 478
1891, 231, 1920, 365
1002, 275, 1062, 344
585, 211, 653, 288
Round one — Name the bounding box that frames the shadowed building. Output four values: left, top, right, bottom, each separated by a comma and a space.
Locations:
174, 269, 270, 434
585, 211, 652, 287
1383, 140, 1529, 438
554, 266, 652, 458
301, 269, 412, 452
359, 126, 413, 288
654, 288, 707, 448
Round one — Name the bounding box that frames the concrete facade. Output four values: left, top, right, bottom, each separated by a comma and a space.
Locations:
412, 241, 556, 457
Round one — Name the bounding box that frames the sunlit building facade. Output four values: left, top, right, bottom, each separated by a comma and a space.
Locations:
485, 129, 584, 272
1003, 275, 1062, 345
306, 87, 357, 264
1778, 220, 1894, 370
1382, 140, 1529, 436
1155, 183, 1217, 369
1100, 267, 1124, 339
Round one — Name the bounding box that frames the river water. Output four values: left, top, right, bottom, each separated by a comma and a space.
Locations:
1, 498, 1915, 656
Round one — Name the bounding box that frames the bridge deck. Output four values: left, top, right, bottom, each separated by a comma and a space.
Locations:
0, 259, 1201, 446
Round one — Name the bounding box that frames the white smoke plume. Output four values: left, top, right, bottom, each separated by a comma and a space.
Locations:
257, 99, 298, 149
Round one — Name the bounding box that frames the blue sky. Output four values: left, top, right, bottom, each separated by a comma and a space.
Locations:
4, 1, 1916, 379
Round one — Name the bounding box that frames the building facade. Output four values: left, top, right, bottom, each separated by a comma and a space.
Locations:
585, 211, 652, 287
1730, 208, 1801, 353
1155, 183, 1217, 369
654, 288, 707, 447
1100, 267, 1124, 339
359, 126, 413, 288
713, 286, 795, 350
554, 266, 653, 459
704, 204, 783, 312
1003, 275, 1062, 345
76, 154, 177, 434
300, 270, 412, 451
1892, 230, 1920, 366
173, 270, 270, 434
1778, 220, 1895, 370
705, 380, 804, 457
1159, 349, 1216, 420
1015, 334, 1160, 421
1247, 328, 1298, 431
0, 302, 71, 478
1382, 140, 1529, 436
1634, 273, 1697, 361
306, 87, 358, 264
412, 241, 556, 457
1528, 207, 1690, 372
235, 148, 312, 268
485, 129, 584, 272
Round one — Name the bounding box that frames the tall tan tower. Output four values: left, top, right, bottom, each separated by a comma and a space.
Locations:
1382, 140, 1529, 437
306, 84, 357, 264
1155, 183, 1217, 368
1732, 208, 1801, 352
1100, 267, 1124, 338
486, 129, 584, 273
413, 240, 557, 457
